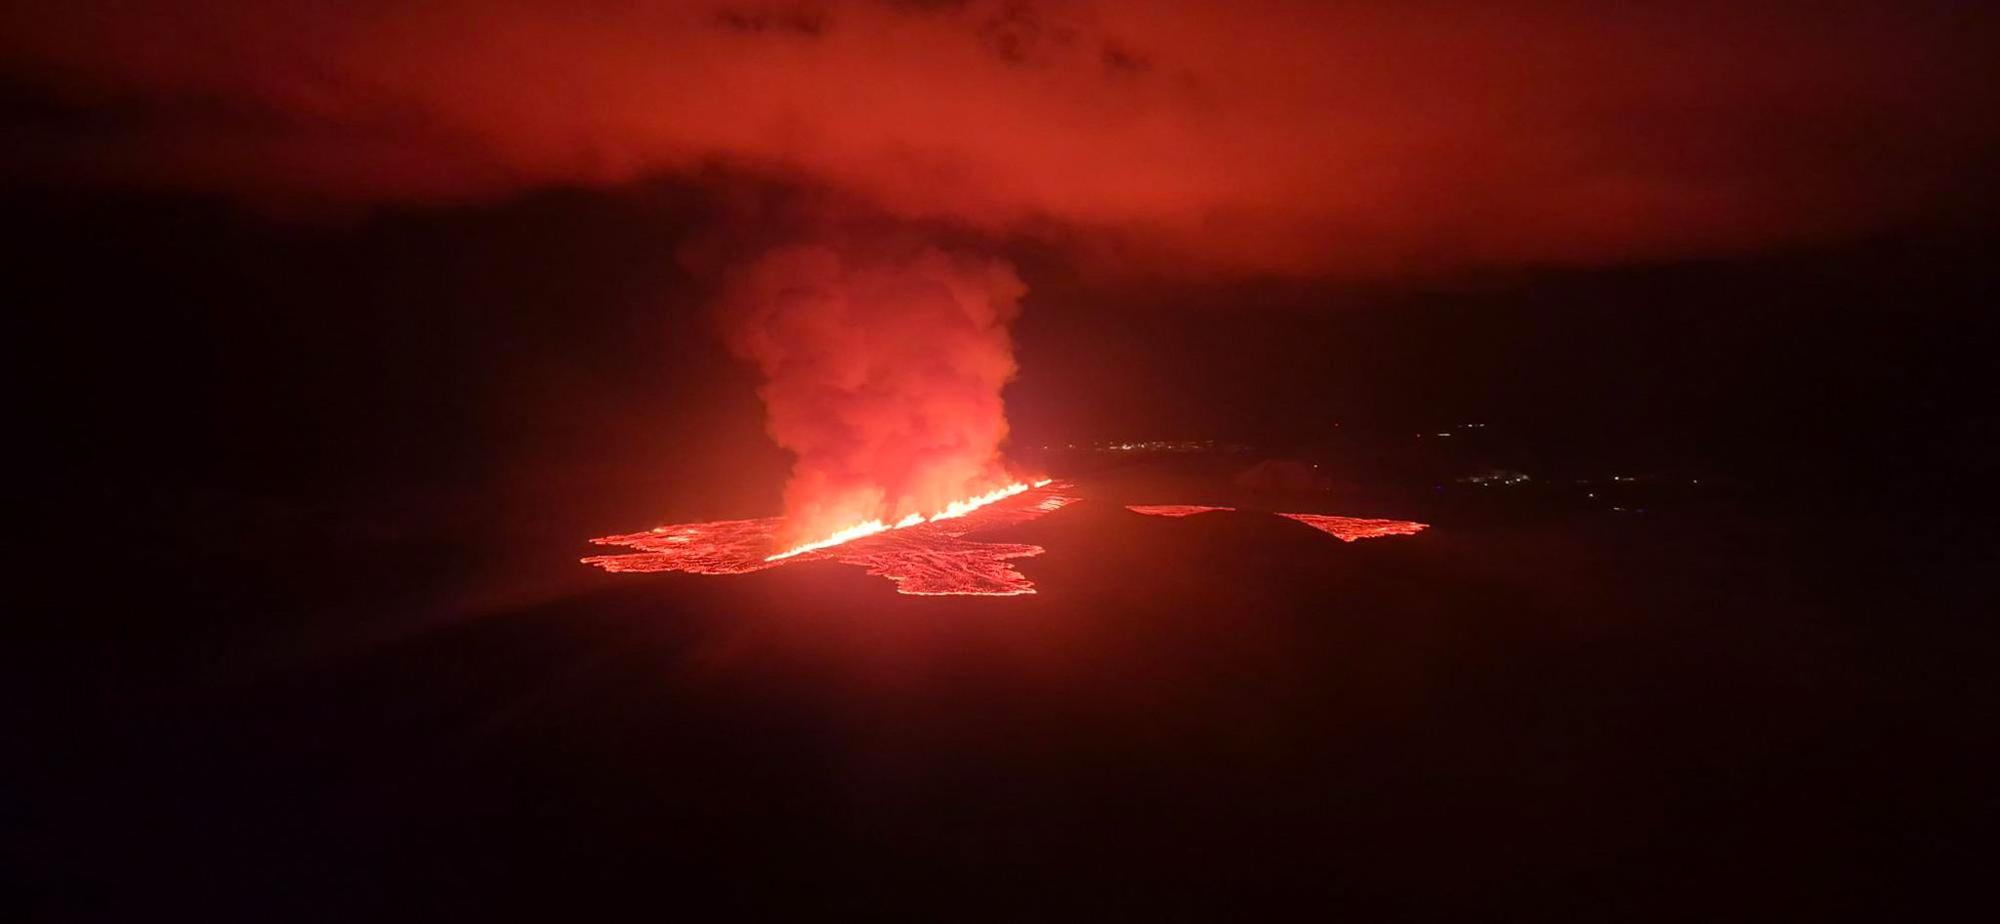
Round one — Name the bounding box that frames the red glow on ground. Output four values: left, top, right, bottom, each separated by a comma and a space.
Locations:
582, 482, 1079, 596
1276, 513, 1430, 542
1126, 504, 1235, 517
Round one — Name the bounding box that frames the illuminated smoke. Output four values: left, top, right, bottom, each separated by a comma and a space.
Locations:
719, 240, 1028, 548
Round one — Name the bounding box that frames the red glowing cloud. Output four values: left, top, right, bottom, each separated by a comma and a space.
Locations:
4, 1, 1994, 276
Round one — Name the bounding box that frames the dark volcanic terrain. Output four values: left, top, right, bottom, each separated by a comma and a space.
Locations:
20, 457, 1989, 919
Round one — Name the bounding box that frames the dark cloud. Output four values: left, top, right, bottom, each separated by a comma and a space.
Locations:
2, 0, 1994, 276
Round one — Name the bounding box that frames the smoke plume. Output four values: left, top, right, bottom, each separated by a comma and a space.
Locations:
719, 239, 1026, 545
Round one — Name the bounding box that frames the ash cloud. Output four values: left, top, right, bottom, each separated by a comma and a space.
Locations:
3, 0, 1995, 275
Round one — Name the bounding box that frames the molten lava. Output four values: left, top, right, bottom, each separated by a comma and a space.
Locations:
1126, 504, 1236, 517
584, 481, 1077, 596
1276, 513, 1430, 541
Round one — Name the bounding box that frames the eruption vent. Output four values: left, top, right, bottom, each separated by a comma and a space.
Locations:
721, 241, 1027, 550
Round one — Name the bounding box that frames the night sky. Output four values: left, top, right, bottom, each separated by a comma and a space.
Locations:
10, 2, 1997, 919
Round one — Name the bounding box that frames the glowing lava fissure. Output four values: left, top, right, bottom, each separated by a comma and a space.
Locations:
583, 481, 1079, 596
766, 479, 1052, 562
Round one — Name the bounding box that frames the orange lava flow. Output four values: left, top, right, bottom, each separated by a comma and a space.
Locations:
1126, 504, 1236, 517
582, 482, 1077, 596
1276, 513, 1429, 541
